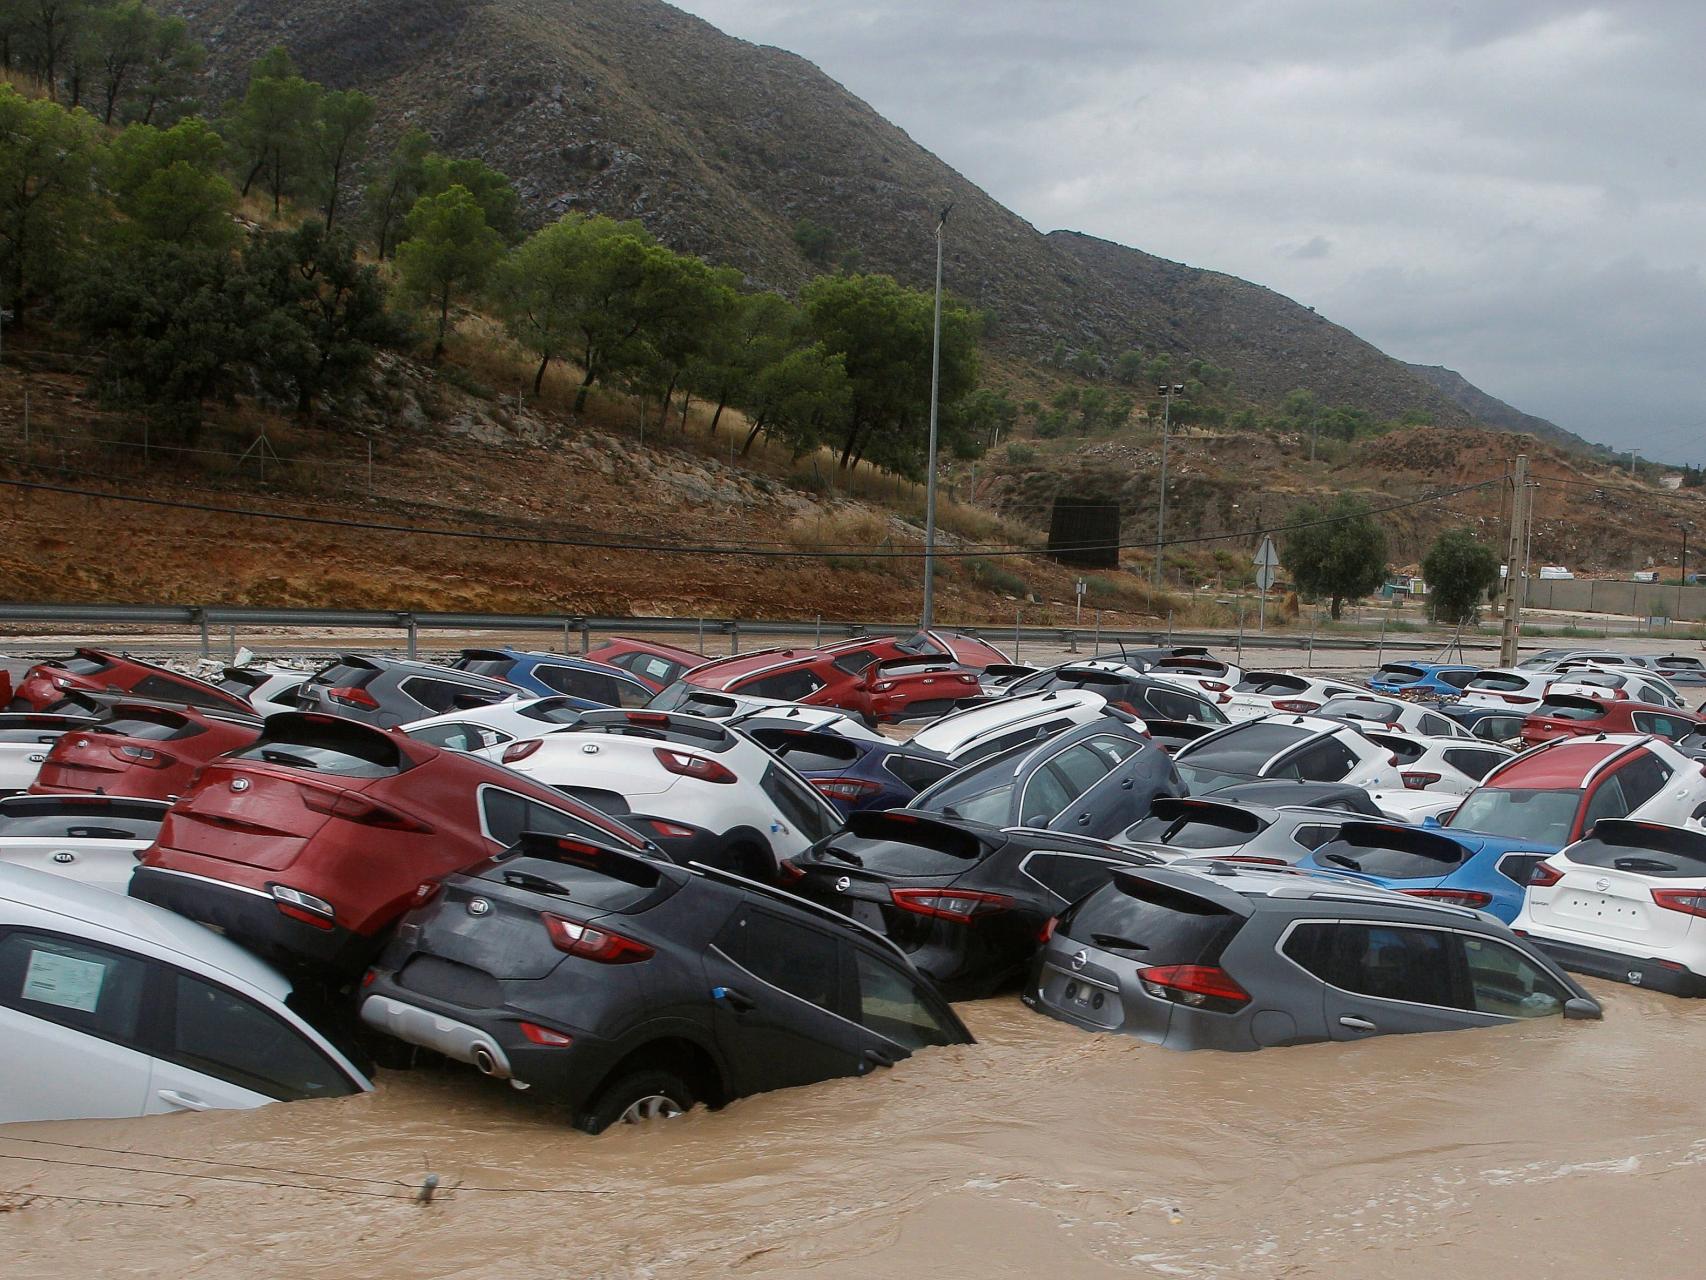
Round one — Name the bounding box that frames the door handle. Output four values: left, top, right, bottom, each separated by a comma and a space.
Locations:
1076, 814, 1091, 826
863, 1047, 897, 1068
712, 986, 756, 1013
1338, 1015, 1377, 1032
1120, 779, 1134, 790
157, 1089, 210, 1111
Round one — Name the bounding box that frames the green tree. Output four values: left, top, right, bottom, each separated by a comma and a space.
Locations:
630, 247, 736, 417
395, 184, 503, 363
954, 387, 1018, 448
686, 285, 796, 434
740, 341, 850, 458
313, 87, 374, 231
1281, 495, 1389, 619
363, 126, 433, 259
100, 116, 236, 247
1422, 528, 1501, 626
1067, 347, 1101, 378
419, 151, 519, 241
225, 46, 321, 216
0, 85, 99, 298
83, 0, 155, 123
134, 12, 201, 124
21, 0, 84, 100
1145, 353, 1173, 382
792, 217, 834, 267
1113, 349, 1146, 385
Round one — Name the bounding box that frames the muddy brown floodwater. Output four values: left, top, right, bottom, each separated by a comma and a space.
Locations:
3, 981, 1703, 1277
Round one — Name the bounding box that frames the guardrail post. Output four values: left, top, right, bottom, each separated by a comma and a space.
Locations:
1308, 605, 1317, 668
1093, 610, 1101, 656
1236, 602, 1244, 665
197, 609, 209, 659
563, 619, 571, 656
814, 614, 821, 647
1013, 610, 1021, 666
696, 618, 704, 655
730, 619, 740, 654
580, 620, 590, 655
406, 615, 417, 659
228, 625, 237, 662
1066, 630, 1078, 654
1166, 610, 1173, 646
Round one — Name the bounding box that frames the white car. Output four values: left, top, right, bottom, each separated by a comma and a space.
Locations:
1147, 654, 1243, 698
402, 694, 588, 752
1315, 694, 1471, 739
1546, 669, 1685, 710
1362, 732, 1516, 796
725, 703, 891, 745
1456, 668, 1557, 711
0, 711, 98, 794
0, 795, 170, 895
0, 864, 370, 1123
488, 709, 841, 878
211, 662, 316, 717
1514, 820, 1706, 996
907, 689, 1113, 765
1223, 672, 1367, 721
1172, 714, 1405, 794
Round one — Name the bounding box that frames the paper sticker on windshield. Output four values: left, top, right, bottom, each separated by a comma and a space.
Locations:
21, 948, 107, 1013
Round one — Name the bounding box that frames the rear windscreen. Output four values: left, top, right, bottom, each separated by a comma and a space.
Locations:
308, 662, 380, 689
1234, 674, 1306, 694
482, 852, 677, 913
452, 655, 516, 679
1318, 698, 1400, 721
1469, 673, 1527, 692
1375, 666, 1425, 684
1124, 808, 1268, 849
516, 699, 585, 725
1061, 878, 1244, 960
1535, 699, 1606, 721
93, 715, 194, 742
837, 822, 993, 877
1567, 826, 1706, 877
60, 656, 113, 676
1315, 834, 1469, 878
0, 814, 162, 839
228, 717, 406, 777
759, 733, 863, 772
216, 669, 267, 694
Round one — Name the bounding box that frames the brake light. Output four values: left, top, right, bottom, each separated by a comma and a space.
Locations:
503, 739, 544, 764
1216, 692, 1232, 704
298, 785, 435, 832
1202, 681, 1230, 693
114, 744, 174, 768
541, 912, 654, 963
1401, 771, 1442, 790
1651, 888, 1706, 919
776, 858, 805, 885
326, 685, 379, 710
1400, 887, 1493, 908
1271, 700, 1319, 712
889, 887, 1014, 924
270, 884, 335, 929
626, 712, 671, 726
643, 818, 697, 840
1137, 964, 1250, 1012
653, 748, 736, 784
1038, 915, 1057, 943
811, 777, 883, 801
1217, 855, 1288, 866
1529, 862, 1565, 887
519, 1021, 574, 1047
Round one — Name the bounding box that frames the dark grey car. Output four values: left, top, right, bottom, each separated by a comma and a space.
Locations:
294, 654, 517, 728
1024, 864, 1600, 1051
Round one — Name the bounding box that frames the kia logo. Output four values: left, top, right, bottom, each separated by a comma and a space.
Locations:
467, 898, 491, 916
834, 876, 851, 893
1070, 949, 1089, 971
230, 778, 251, 792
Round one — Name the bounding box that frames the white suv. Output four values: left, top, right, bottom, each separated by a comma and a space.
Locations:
908, 689, 1113, 765
0, 795, 171, 895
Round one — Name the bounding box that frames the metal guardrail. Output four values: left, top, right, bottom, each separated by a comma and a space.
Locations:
0, 601, 1496, 661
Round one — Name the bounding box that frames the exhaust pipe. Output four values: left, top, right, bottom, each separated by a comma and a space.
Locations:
472, 1046, 500, 1076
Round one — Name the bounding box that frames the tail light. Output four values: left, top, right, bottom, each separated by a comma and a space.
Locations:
643, 818, 698, 840
776, 858, 805, 885
1038, 915, 1057, 943
326, 685, 380, 710
519, 1021, 574, 1047
503, 739, 544, 764
654, 748, 736, 784
889, 887, 1015, 924
1529, 861, 1565, 887
873, 681, 895, 692
299, 785, 436, 833
541, 912, 654, 963
114, 744, 174, 769
1651, 888, 1706, 919
958, 674, 977, 684
1216, 692, 1232, 704
1400, 887, 1493, 908
1202, 681, 1230, 694
1401, 771, 1442, 790
1216, 855, 1288, 866
270, 884, 336, 930
811, 777, 882, 802
1137, 964, 1250, 1012
1388, 754, 1401, 767
1271, 700, 1319, 712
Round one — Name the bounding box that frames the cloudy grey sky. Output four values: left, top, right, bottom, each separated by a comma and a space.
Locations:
670, 0, 1705, 460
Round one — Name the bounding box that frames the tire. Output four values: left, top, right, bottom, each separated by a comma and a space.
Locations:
722, 841, 772, 882
575, 1068, 697, 1135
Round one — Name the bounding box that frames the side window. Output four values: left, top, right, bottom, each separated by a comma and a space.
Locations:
409, 722, 509, 752
537, 667, 618, 705
1419, 713, 1454, 737
1461, 937, 1567, 1019
1279, 739, 1357, 782
1442, 749, 1506, 781
883, 754, 955, 792
1439, 670, 1475, 689
738, 669, 826, 701
131, 674, 230, 710
637, 656, 683, 683
480, 788, 613, 846
958, 718, 1071, 765
1283, 922, 1469, 1009
1018, 764, 1075, 825
1022, 852, 1124, 903
1048, 744, 1115, 796
1615, 753, 1673, 811
1085, 734, 1140, 766
714, 908, 847, 1016
1290, 823, 1341, 852
404, 678, 501, 714
852, 949, 960, 1050
611, 677, 653, 709
165, 973, 352, 1101
1581, 776, 1630, 832
760, 764, 836, 843
0, 930, 148, 1046
830, 649, 881, 676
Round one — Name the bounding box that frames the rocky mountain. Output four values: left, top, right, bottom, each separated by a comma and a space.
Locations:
1404, 363, 1596, 455
169, 0, 1535, 429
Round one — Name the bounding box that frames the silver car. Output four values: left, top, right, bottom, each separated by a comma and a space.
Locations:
1024, 864, 1600, 1051
1112, 796, 1354, 865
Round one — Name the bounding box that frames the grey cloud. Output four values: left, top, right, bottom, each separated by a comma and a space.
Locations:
1286, 236, 1332, 260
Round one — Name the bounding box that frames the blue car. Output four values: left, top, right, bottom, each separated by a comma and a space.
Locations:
1297, 820, 1557, 922
1439, 702, 1529, 744
451, 648, 654, 706
741, 725, 956, 816
1367, 662, 1480, 699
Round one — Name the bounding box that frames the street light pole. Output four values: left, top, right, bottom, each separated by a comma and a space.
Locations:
920, 202, 952, 631
1153, 382, 1184, 590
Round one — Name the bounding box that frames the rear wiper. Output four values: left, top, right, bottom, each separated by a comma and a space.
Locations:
502, 870, 572, 897
1091, 933, 1149, 952
1322, 853, 1362, 872
1614, 857, 1677, 874
261, 749, 318, 769
821, 846, 864, 867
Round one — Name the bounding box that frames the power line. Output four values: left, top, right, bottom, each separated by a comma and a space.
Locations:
0, 1135, 404, 1188
0, 1150, 409, 1201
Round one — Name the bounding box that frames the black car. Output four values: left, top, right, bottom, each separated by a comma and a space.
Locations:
788, 810, 1162, 998
739, 724, 955, 815
294, 654, 518, 728
1440, 702, 1528, 744
906, 718, 1181, 838
360, 833, 972, 1132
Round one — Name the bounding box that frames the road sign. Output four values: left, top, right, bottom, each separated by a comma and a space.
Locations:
1253, 536, 1280, 593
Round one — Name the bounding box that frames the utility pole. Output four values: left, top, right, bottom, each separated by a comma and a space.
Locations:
1153, 382, 1184, 589
1498, 453, 1529, 666
1681, 521, 1693, 619
920, 202, 952, 631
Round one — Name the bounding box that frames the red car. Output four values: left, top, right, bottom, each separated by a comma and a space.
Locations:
662, 632, 1008, 722
130, 712, 652, 979
28, 702, 261, 801
1520, 695, 1703, 747
581, 636, 708, 692
13, 647, 255, 715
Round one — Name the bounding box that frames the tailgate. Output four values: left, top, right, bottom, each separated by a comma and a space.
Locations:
160, 764, 335, 870
1543, 868, 1696, 950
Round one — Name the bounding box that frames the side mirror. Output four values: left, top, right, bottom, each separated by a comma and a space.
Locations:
1562, 996, 1602, 1021
1421, 815, 1441, 828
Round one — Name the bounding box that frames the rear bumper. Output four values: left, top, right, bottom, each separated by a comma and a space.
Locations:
130, 865, 379, 977
1521, 933, 1706, 996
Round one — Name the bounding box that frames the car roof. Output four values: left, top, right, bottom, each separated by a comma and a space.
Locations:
910, 688, 1107, 751
1111, 863, 1488, 921
0, 864, 292, 998
1485, 736, 1636, 787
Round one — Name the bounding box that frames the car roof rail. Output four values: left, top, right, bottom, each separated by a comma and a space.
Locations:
685, 862, 918, 966
565, 708, 739, 750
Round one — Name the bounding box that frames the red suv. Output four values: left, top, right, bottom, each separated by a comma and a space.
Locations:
1521, 695, 1703, 747
29, 702, 261, 801
582, 637, 708, 692
661, 632, 1006, 722
13, 648, 254, 715
130, 712, 652, 978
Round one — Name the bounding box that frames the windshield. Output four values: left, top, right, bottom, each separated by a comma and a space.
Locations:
1123, 811, 1264, 850
1173, 761, 1263, 794
1179, 723, 1310, 774
1447, 788, 1579, 845
910, 743, 1032, 825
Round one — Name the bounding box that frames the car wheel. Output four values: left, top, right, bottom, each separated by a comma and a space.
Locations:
575, 1069, 697, 1135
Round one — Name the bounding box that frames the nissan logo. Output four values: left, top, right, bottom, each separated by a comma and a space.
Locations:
834, 876, 852, 893
1594, 878, 1611, 893
467, 898, 492, 916
1070, 949, 1089, 971
230, 778, 251, 792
